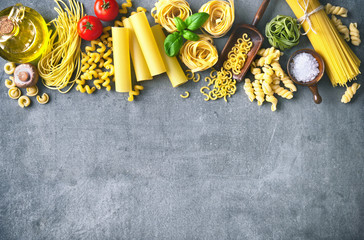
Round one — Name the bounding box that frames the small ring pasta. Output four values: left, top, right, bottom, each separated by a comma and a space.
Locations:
8, 87, 21, 99
4, 62, 16, 75
5, 79, 16, 88
18, 96, 31, 108
26, 86, 39, 97
180, 91, 190, 98
36, 93, 50, 104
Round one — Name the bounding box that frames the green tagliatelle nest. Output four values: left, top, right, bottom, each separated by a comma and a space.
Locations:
265, 15, 301, 51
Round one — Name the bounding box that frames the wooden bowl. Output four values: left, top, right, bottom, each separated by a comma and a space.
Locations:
287, 49, 325, 104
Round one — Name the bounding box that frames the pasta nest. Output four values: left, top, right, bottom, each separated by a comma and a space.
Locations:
199, 0, 235, 38
151, 0, 192, 33
180, 35, 218, 72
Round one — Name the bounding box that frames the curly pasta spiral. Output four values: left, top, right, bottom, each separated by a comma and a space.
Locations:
244, 78, 255, 102
36, 93, 50, 104
26, 86, 39, 97
18, 96, 31, 108
281, 74, 297, 92
341, 83, 360, 103
119, 0, 132, 14
151, 0, 192, 33
331, 16, 350, 41
198, 0, 235, 38
266, 95, 278, 112
272, 84, 293, 99
180, 35, 218, 72
350, 23, 361, 46
8, 87, 21, 99
252, 80, 265, 106
325, 3, 348, 18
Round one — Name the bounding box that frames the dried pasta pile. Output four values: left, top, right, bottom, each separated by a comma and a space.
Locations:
38, 0, 84, 93
285, 0, 360, 87
200, 34, 252, 102
199, 0, 235, 38
243, 47, 296, 111
151, 0, 192, 33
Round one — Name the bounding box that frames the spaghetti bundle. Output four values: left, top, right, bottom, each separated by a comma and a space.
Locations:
151, 0, 192, 33
285, 0, 360, 87
180, 35, 218, 72
199, 0, 235, 38
38, 0, 83, 93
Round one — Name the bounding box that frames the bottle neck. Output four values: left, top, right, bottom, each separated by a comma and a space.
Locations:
0, 4, 24, 42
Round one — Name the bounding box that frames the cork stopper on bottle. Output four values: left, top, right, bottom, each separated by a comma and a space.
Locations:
0, 17, 14, 35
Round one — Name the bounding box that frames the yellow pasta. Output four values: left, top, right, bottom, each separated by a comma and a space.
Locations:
128, 85, 144, 102
18, 96, 31, 108
201, 68, 236, 102
4, 62, 16, 75
137, 7, 147, 13
252, 80, 265, 105
114, 20, 124, 27
350, 23, 361, 46
325, 3, 348, 18
199, 0, 235, 38
93, 79, 104, 89
5, 79, 15, 88
272, 83, 293, 99
119, 0, 132, 14
341, 83, 360, 103
331, 16, 350, 41
286, 0, 360, 87
38, 0, 83, 93
8, 87, 21, 99
151, 0, 191, 33
281, 74, 297, 92
180, 35, 218, 72
266, 95, 278, 112
180, 91, 190, 98
243, 78, 255, 102
223, 33, 253, 75
26, 86, 39, 97
36, 93, 50, 104
85, 40, 99, 52
76, 84, 96, 94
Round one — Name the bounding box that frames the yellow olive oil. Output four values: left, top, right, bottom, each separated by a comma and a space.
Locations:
0, 4, 48, 63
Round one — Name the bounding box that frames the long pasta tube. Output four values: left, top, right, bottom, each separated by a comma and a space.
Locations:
123, 18, 153, 82
112, 27, 132, 92
129, 12, 166, 76
151, 25, 188, 87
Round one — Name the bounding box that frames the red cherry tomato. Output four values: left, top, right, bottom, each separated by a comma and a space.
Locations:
94, 0, 119, 22
77, 16, 103, 41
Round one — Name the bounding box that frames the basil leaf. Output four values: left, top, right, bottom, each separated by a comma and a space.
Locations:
182, 30, 200, 41
164, 32, 184, 57
185, 12, 210, 31
174, 17, 187, 32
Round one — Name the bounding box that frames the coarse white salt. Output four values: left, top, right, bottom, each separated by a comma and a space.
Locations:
290, 52, 320, 83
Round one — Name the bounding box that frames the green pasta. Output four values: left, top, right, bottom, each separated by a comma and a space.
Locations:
265, 15, 301, 51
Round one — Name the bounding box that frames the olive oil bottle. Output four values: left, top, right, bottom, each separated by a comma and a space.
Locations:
0, 4, 48, 63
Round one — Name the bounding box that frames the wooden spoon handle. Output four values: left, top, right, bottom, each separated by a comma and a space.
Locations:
251, 0, 271, 26
309, 85, 322, 104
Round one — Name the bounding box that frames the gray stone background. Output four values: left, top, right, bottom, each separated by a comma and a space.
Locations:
0, 0, 363, 239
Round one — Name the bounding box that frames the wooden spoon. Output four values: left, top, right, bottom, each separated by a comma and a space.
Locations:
216, 0, 271, 82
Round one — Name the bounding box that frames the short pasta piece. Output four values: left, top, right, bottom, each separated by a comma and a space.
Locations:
244, 78, 255, 102
341, 83, 360, 103
266, 95, 278, 112
281, 74, 297, 92
5, 79, 16, 88
350, 23, 361, 46
119, 0, 132, 14
331, 16, 350, 41
8, 87, 21, 99
180, 91, 190, 98
128, 85, 144, 102
325, 3, 348, 18
26, 86, 39, 96
4, 62, 16, 75
252, 80, 265, 106
76, 85, 96, 94
18, 96, 31, 108
36, 93, 50, 104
